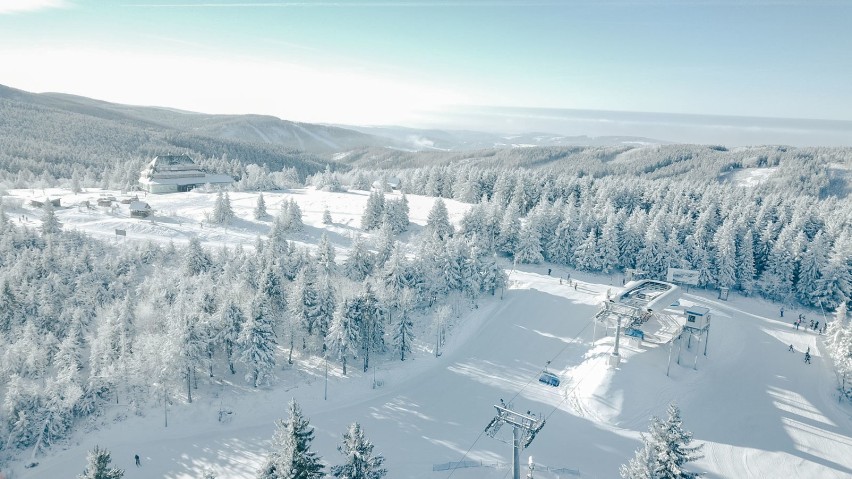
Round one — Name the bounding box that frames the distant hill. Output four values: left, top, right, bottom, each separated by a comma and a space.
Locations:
0, 84, 359, 184
336, 124, 668, 151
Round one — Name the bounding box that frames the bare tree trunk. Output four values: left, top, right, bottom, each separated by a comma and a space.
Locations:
186, 366, 193, 403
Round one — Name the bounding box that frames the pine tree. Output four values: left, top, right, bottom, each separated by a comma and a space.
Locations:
218, 297, 245, 375
184, 237, 213, 276
343, 235, 374, 282
78, 445, 124, 479
620, 437, 654, 479
41, 200, 61, 236
621, 403, 704, 479
287, 199, 304, 232
254, 193, 269, 220
713, 222, 737, 289
258, 400, 325, 479
514, 222, 543, 264
316, 233, 337, 276
239, 296, 277, 388
392, 290, 415, 361
497, 203, 521, 255
795, 231, 827, 306
825, 303, 850, 397
598, 214, 621, 274
327, 301, 360, 376
425, 198, 453, 240
736, 228, 756, 294
361, 191, 385, 231
211, 191, 235, 225
330, 422, 387, 479
574, 228, 599, 271
322, 207, 333, 225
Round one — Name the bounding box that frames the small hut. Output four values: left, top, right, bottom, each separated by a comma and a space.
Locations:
129, 201, 152, 218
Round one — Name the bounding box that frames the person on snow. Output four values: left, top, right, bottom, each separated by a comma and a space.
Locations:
804, 351, 811, 364
788, 344, 794, 352
135, 454, 141, 467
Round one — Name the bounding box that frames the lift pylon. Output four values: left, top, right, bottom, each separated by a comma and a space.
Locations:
484, 402, 545, 479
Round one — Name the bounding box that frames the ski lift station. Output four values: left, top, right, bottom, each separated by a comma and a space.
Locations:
594, 279, 712, 374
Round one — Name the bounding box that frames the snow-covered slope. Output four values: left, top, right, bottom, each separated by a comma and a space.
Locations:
4, 188, 852, 479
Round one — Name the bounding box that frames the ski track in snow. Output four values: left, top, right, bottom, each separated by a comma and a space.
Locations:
3, 188, 852, 478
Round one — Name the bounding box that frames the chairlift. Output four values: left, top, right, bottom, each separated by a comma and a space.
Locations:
538, 371, 560, 387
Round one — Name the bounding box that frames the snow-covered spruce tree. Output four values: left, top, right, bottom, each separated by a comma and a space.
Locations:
514, 221, 543, 265
573, 228, 599, 271
794, 231, 826, 306
598, 214, 621, 274
825, 303, 851, 397
254, 193, 269, 220
497, 202, 521, 255
343, 235, 374, 282
814, 233, 852, 310
239, 295, 277, 388
383, 195, 409, 234
317, 232, 337, 276
217, 296, 244, 375
392, 289, 415, 361
288, 265, 321, 350
258, 399, 325, 479
322, 207, 333, 225
425, 198, 453, 240
713, 221, 737, 289
374, 222, 396, 268
211, 191, 235, 225
41, 200, 61, 236
736, 228, 756, 294
621, 403, 704, 479
184, 237, 213, 276
330, 422, 387, 479
78, 445, 124, 479
327, 299, 360, 376
287, 198, 304, 232
361, 190, 385, 231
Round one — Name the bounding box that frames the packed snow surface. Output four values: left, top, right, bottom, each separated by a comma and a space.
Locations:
4, 187, 852, 478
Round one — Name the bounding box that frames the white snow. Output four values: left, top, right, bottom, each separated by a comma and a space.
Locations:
3, 187, 852, 479
722, 167, 778, 187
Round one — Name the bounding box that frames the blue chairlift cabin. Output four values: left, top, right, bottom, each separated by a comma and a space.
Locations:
539, 371, 560, 387
625, 327, 645, 340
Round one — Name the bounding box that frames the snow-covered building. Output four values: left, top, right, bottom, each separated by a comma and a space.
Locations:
129, 201, 152, 218
138, 155, 232, 194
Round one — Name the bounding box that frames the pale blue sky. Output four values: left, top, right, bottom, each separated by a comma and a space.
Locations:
1, 1, 851, 131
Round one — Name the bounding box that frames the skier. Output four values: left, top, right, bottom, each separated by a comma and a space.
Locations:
814, 321, 819, 331
574, 282, 578, 291
788, 344, 794, 352
780, 307, 784, 318
547, 268, 551, 276
804, 351, 811, 364
135, 454, 141, 467
795, 321, 800, 330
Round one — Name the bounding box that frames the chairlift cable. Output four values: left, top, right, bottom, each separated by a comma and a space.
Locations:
446, 311, 601, 479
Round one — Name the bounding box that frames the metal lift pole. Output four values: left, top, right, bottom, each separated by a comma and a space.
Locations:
484, 403, 546, 479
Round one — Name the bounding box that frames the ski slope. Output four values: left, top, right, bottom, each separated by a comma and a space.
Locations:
4, 188, 852, 478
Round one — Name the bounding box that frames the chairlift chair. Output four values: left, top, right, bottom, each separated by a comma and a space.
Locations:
538, 371, 560, 387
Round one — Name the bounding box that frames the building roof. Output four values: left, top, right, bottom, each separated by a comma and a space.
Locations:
138, 174, 233, 186
140, 154, 233, 187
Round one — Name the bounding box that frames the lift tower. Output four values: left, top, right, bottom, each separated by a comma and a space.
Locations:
484, 403, 545, 479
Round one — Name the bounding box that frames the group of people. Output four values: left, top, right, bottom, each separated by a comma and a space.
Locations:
792, 313, 827, 334
788, 344, 812, 364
